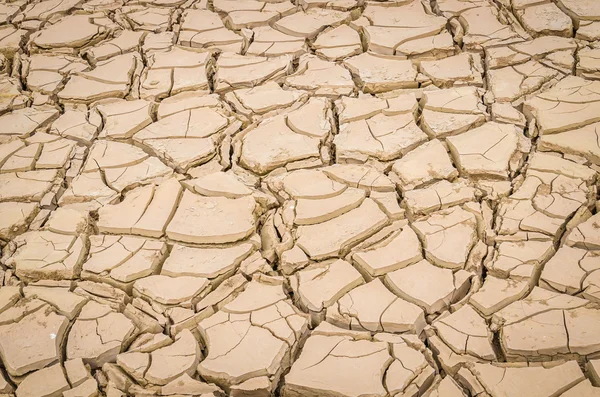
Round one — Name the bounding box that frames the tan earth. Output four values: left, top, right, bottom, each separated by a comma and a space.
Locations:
1, 0, 600, 396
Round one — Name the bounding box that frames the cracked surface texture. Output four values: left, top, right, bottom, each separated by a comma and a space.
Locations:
1, 0, 600, 396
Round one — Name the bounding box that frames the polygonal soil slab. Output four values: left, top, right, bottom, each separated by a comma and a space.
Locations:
274, 8, 350, 39
235, 97, 332, 174
61, 140, 173, 205
283, 330, 436, 397
197, 278, 309, 390
419, 86, 487, 139
166, 190, 257, 244
384, 259, 472, 314
117, 329, 200, 385
139, 46, 211, 100
5, 230, 86, 282
133, 96, 239, 172
284, 54, 355, 97
0, 302, 68, 376
213, 52, 292, 93
362, 2, 449, 57
29, 14, 108, 52
459, 360, 586, 397
246, 26, 306, 57
66, 301, 137, 368
326, 278, 426, 334
58, 53, 142, 103
178, 9, 244, 52
524, 76, 600, 135
446, 122, 530, 180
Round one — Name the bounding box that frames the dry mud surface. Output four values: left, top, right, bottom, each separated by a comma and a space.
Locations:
1, 0, 600, 396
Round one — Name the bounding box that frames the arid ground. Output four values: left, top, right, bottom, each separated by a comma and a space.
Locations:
1, 0, 600, 396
